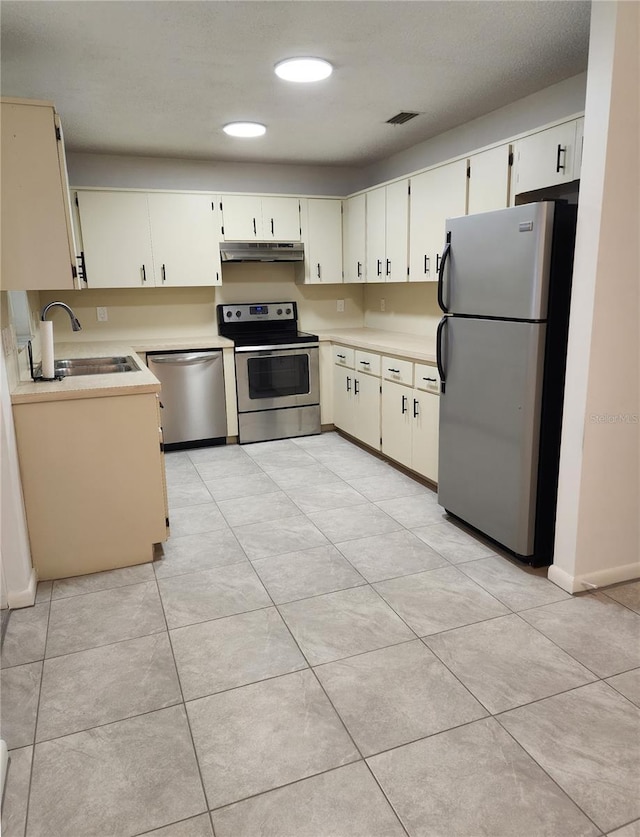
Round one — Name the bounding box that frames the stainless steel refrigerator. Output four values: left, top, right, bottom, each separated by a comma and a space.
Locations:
436, 201, 577, 566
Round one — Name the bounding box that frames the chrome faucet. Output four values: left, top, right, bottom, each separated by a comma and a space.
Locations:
41, 301, 82, 332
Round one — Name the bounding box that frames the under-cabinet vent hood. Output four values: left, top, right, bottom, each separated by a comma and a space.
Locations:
220, 241, 305, 262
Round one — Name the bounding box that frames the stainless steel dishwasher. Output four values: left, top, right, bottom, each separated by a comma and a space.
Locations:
147, 350, 227, 450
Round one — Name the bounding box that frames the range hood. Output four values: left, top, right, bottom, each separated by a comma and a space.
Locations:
220, 241, 305, 262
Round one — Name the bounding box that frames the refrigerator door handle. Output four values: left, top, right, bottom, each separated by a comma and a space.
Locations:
436, 316, 448, 393
437, 233, 452, 313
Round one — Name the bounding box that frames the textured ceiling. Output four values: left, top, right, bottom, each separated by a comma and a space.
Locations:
1, 0, 591, 166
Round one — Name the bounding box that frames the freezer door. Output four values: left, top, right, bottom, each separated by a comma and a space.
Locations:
437, 317, 546, 557
441, 202, 555, 320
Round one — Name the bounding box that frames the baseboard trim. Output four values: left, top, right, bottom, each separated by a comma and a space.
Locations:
6, 568, 37, 609
548, 561, 640, 594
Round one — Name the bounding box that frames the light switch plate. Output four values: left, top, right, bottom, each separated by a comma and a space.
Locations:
96, 307, 108, 322
336, 299, 345, 313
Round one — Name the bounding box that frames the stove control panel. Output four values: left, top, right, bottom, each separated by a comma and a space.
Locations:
218, 302, 296, 324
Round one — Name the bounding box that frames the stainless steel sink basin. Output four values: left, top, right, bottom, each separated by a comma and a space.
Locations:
37, 355, 141, 378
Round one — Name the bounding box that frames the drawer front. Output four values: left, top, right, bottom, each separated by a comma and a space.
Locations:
382, 356, 413, 385
355, 349, 381, 377
415, 362, 440, 394
333, 346, 355, 368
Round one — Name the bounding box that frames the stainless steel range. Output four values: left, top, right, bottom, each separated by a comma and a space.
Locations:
217, 302, 321, 444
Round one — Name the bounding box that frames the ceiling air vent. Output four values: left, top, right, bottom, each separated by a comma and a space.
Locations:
386, 112, 420, 125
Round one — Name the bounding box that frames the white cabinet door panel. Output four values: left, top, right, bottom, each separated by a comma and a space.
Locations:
353, 373, 381, 451
381, 380, 412, 468
467, 145, 512, 215
385, 179, 409, 282
343, 194, 366, 283
366, 186, 386, 282
221, 195, 262, 240
262, 197, 301, 240
305, 199, 343, 283
412, 390, 439, 482
513, 121, 578, 196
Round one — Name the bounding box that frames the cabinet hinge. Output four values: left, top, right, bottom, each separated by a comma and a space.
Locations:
75, 194, 79, 207
467, 165, 471, 178
221, 226, 224, 235
379, 385, 382, 394
508, 152, 514, 167
71, 265, 77, 279
219, 201, 223, 211
165, 517, 170, 528
211, 202, 215, 211
408, 183, 411, 195
160, 441, 164, 453
380, 437, 383, 446
407, 266, 410, 276
55, 125, 61, 141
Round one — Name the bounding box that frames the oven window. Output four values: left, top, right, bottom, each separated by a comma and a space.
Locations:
247, 353, 310, 399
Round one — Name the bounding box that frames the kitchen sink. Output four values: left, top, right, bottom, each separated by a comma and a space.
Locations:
37, 355, 141, 378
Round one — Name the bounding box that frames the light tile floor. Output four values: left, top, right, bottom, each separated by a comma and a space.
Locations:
2, 431, 639, 837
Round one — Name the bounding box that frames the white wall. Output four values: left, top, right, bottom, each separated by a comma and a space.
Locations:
363, 283, 441, 345
550, 1, 639, 593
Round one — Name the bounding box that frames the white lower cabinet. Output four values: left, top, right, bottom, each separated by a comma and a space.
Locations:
332, 356, 381, 451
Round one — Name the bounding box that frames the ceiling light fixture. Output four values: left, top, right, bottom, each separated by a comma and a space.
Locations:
223, 122, 266, 138
274, 57, 333, 83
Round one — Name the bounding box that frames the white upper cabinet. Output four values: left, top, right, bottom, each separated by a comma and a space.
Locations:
342, 193, 366, 283
409, 159, 467, 282
1, 98, 78, 290
147, 193, 221, 287
297, 198, 343, 284
467, 145, 512, 215
511, 120, 579, 198
220, 194, 301, 240
365, 180, 409, 283
76, 190, 221, 288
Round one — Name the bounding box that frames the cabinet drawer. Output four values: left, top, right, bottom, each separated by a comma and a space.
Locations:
355, 350, 381, 377
333, 346, 355, 368
382, 356, 413, 385
415, 363, 440, 394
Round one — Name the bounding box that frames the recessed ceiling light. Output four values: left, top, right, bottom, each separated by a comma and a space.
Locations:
274, 57, 333, 83
223, 122, 266, 138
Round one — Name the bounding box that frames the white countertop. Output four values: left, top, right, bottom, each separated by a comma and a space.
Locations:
317, 328, 437, 364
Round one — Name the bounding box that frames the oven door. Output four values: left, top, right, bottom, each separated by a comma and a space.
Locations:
235, 346, 319, 413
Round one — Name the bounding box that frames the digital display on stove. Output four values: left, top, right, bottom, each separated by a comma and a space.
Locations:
250, 305, 268, 315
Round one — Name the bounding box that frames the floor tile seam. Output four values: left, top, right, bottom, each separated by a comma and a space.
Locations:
453, 562, 571, 613
300, 519, 406, 547
165, 602, 278, 633
132, 811, 212, 837
151, 569, 214, 821
257, 579, 371, 608
598, 590, 640, 617
311, 636, 426, 672
47, 576, 161, 604
179, 661, 313, 705
43, 626, 167, 661
605, 664, 640, 681
217, 501, 306, 529
284, 495, 373, 516
415, 611, 533, 642
23, 589, 54, 837
168, 496, 221, 513
511, 610, 606, 680
489, 678, 633, 722
154, 555, 251, 583
360, 759, 412, 837
491, 709, 609, 834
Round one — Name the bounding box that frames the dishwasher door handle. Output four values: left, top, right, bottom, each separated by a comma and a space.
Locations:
149, 353, 218, 365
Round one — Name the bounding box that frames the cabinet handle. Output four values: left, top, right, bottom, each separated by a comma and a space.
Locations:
337, 354, 346, 359
424, 255, 430, 274
271, 218, 274, 235
161, 264, 166, 283
377, 259, 382, 276
413, 398, 419, 418
556, 144, 567, 173
354, 379, 360, 395
386, 259, 391, 276
401, 395, 408, 414
422, 376, 437, 382
141, 264, 147, 283
253, 217, 257, 235
388, 367, 400, 374
359, 360, 370, 366
346, 376, 351, 392
317, 263, 321, 279
357, 261, 362, 278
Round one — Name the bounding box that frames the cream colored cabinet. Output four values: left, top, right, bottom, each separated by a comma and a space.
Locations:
511, 120, 579, 198
220, 194, 301, 241
381, 380, 413, 468
12, 391, 168, 580
332, 351, 381, 451
409, 160, 467, 281
1, 98, 78, 290
411, 388, 439, 482
297, 198, 343, 284
343, 194, 366, 282
76, 190, 222, 288
467, 145, 512, 215
366, 180, 409, 283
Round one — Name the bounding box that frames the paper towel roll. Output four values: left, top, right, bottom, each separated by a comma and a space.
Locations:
40, 320, 54, 379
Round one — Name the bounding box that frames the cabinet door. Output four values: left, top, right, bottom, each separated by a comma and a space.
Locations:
1, 101, 76, 290
573, 117, 584, 181
77, 191, 154, 288
512, 121, 578, 196
221, 195, 262, 240
148, 193, 221, 287
343, 194, 366, 283
381, 380, 412, 468
365, 186, 386, 282
333, 366, 354, 435
467, 145, 512, 215
261, 197, 301, 240
411, 389, 439, 482
409, 160, 467, 282
385, 179, 409, 282
306, 199, 343, 283
353, 373, 381, 450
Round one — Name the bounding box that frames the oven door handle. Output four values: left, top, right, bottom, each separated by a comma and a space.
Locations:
234, 342, 319, 353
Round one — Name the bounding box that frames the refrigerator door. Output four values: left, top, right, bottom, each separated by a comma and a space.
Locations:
441, 202, 555, 320
437, 316, 546, 557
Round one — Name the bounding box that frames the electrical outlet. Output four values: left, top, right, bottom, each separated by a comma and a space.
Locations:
380, 298, 386, 312
96, 306, 108, 322
336, 299, 345, 313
